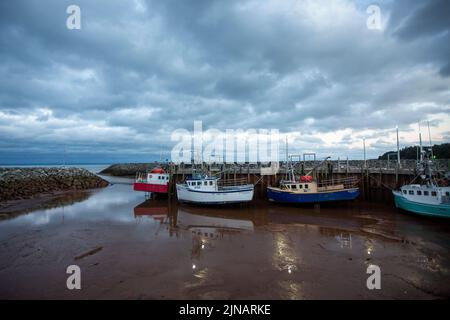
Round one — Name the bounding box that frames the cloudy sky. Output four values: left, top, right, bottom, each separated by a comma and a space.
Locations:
0, 0, 449, 164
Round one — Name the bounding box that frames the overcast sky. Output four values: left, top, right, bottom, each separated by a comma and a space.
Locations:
0, 0, 449, 164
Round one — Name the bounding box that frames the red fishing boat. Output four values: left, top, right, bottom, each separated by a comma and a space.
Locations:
133, 167, 169, 194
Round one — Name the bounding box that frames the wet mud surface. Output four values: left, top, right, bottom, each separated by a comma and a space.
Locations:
0, 181, 449, 299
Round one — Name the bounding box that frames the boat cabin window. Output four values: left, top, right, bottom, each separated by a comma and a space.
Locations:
424, 191, 429, 196
291, 185, 297, 190
204, 181, 207, 186
408, 190, 414, 195
431, 191, 437, 197
417, 190, 422, 195
304, 184, 308, 189
403, 190, 407, 194
209, 181, 213, 186
446, 192, 450, 197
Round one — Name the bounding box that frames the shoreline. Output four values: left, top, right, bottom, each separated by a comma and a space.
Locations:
0, 189, 95, 219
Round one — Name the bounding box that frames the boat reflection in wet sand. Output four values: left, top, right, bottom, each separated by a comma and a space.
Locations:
177, 208, 254, 233
176, 207, 254, 263
133, 199, 169, 223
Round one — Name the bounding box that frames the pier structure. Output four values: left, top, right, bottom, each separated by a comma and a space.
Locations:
166, 159, 450, 201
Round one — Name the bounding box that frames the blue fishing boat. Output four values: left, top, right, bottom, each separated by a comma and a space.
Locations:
267, 157, 360, 204
393, 148, 450, 218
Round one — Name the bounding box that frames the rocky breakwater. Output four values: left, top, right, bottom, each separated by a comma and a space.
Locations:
0, 167, 109, 202
99, 163, 160, 176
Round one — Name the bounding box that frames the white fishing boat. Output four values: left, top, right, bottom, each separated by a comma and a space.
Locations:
176, 174, 254, 205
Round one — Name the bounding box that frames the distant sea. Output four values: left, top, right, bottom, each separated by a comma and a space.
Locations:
0, 164, 111, 174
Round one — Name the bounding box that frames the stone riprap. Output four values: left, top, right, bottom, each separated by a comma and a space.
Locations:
0, 167, 109, 201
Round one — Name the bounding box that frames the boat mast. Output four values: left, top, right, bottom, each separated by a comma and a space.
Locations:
419, 122, 423, 162
285, 136, 291, 181
396, 126, 400, 169
427, 120, 434, 159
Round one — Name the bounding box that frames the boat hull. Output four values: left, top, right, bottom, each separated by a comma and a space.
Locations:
133, 182, 168, 194
176, 184, 254, 204
392, 191, 450, 218
267, 187, 360, 203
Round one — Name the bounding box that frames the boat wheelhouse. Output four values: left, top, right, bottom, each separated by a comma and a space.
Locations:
176, 175, 254, 205
133, 167, 169, 194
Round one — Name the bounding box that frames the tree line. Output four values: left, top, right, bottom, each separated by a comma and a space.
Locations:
378, 143, 450, 160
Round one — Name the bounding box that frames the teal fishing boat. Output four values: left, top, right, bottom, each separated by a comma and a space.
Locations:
393, 148, 450, 218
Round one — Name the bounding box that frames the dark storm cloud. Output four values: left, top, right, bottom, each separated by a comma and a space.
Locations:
0, 0, 449, 163
388, 0, 450, 77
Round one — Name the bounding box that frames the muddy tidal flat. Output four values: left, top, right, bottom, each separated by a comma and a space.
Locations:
0, 179, 449, 299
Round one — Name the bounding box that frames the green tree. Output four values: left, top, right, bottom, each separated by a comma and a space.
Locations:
378, 143, 450, 160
